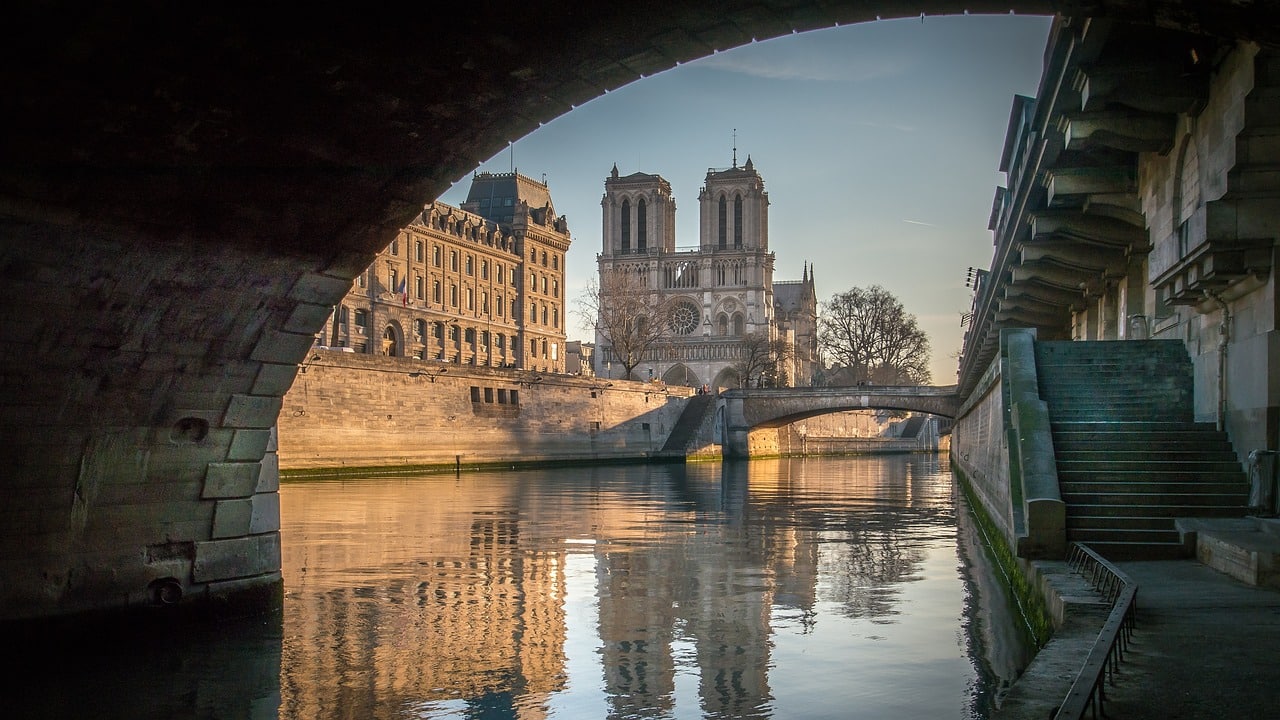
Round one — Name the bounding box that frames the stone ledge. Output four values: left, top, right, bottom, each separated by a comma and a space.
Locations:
1180, 517, 1280, 589
993, 559, 1113, 719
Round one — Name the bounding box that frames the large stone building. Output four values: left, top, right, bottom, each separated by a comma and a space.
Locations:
594, 156, 818, 388
319, 171, 571, 373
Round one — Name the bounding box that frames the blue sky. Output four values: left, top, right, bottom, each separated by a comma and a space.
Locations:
437, 13, 1053, 384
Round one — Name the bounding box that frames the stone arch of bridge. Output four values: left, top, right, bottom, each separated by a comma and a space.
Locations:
5, 1, 1280, 621
751, 405, 953, 430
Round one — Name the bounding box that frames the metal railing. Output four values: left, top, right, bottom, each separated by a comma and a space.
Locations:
1054, 543, 1139, 719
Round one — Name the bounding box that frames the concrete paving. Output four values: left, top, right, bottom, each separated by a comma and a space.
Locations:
1095, 559, 1280, 719
995, 526, 1280, 719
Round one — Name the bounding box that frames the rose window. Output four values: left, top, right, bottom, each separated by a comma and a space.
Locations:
670, 301, 700, 335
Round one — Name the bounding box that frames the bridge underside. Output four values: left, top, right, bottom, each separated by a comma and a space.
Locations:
2, 1, 1279, 622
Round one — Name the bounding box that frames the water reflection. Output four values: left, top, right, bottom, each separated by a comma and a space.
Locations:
4, 455, 1033, 719
277, 454, 1022, 719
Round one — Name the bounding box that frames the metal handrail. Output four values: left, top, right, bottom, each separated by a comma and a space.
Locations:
1054, 543, 1139, 720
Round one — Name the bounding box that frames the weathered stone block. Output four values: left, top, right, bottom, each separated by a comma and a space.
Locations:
250, 329, 315, 365
289, 272, 354, 306
250, 492, 280, 534
256, 453, 279, 492
284, 302, 334, 335
193, 532, 281, 583
228, 429, 272, 461
212, 498, 253, 538
203, 461, 262, 499
252, 363, 301, 396
224, 394, 283, 429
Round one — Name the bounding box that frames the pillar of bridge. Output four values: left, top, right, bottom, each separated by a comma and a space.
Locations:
717, 394, 751, 458
0, 220, 362, 621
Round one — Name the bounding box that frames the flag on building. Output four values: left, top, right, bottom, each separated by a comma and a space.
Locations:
397, 277, 408, 307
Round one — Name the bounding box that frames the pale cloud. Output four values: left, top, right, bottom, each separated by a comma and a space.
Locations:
694, 51, 908, 83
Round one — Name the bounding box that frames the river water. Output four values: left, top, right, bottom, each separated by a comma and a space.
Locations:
12, 454, 1037, 719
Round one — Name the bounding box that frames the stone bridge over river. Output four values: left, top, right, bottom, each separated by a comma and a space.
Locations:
718, 386, 960, 457
4, 0, 1280, 623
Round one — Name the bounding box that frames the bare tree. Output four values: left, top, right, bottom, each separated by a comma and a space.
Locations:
733, 332, 794, 388
575, 269, 676, 380
819, 284, 931, 385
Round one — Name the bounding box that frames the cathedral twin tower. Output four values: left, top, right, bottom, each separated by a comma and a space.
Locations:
596, 156, 817, 389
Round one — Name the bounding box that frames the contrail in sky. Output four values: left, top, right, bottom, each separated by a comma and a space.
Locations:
902, 219, 936, 227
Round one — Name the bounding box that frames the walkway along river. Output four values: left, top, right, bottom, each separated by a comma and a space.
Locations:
9, 454, 1038, 719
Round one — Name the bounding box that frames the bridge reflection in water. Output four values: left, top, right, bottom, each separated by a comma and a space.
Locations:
11, 456, 1036, 719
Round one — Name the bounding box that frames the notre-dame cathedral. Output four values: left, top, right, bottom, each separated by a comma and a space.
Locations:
595, 155, 818, 389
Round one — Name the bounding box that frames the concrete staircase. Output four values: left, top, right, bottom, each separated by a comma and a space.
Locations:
1035, 340, 1251, 560
659, 394, 715, 456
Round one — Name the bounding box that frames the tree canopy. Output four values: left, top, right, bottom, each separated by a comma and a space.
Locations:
575, 269, 676, 379
818, 284, 931, 385
733, 332, 793, 388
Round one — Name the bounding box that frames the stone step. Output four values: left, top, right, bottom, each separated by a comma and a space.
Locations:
1049, 417, 1218, 427
1067, 526, 1183, 544
1049, 430, 1228, 448
1062, 480, 1247, 494
1063, 491, 1250, 506
1050, 412, 1195, 423
1057, 459, 1244, 473
1065, 503, 1250, 518
1069, 515, 1179, 531
1059, 471, 1247, 485
1078, 540, 1191, 561
1055, 448, 1240, 461
1034, 363, 1190, 373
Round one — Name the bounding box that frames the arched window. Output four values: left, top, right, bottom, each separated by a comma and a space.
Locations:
717, 195, 727, 249
621, 199, 631, 252
733, 194, 743, 248
637, 198, 647, 251
717, 314, 728, 336
382, 326, 398, 356
732, 313, 745, 335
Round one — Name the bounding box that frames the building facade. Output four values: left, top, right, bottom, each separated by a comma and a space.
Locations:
320, 171, 571, 373
594, 157, 818, 388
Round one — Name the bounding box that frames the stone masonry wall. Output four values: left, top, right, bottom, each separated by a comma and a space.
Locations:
277, 349, 696, 472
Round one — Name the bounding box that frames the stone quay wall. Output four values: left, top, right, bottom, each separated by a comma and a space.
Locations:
951, 347, 1018, 549
277, 350, 698, 474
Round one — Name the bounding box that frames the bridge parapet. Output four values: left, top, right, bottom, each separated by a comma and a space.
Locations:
718, 385, 959, 457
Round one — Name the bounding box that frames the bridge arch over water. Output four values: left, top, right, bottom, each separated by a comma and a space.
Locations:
3, 0, 1279, 621
718, 386, 959, 457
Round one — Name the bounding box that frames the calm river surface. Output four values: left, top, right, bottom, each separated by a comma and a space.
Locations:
14, 454, 1037, 719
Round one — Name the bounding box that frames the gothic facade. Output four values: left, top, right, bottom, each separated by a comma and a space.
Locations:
319, 171, 571, 373
595, 157, 818, 388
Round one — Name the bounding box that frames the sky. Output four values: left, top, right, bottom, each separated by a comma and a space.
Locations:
437, 13, 1054, 384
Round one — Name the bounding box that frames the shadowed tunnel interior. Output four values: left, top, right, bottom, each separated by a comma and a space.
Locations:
2, 0, 1278, 621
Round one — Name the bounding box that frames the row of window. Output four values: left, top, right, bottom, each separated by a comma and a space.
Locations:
382, 247, 518, 284
470, 386, 520, 405
391, 236, 564, 277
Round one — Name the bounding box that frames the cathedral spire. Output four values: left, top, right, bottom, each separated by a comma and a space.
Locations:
732, 128, 737, 168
